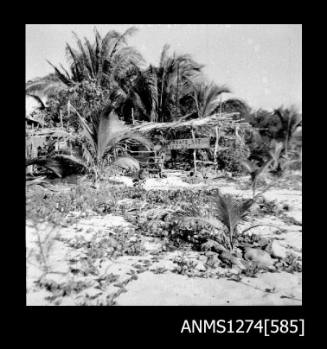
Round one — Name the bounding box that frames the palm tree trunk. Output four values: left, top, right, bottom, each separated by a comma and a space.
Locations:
229, 228, 234, 252
214, 126, 220, 165
252, 178, 256, 198
285, 116, 291, 157
159, 71, 166, 121
176, 63, 180, 118
191, 129, 197, 173
194, 91, 200, 117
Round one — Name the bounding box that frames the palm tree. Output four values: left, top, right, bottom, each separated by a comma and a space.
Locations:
66, 27, 144, 87
130, 44, 204, 122
187, 80, 230, 118
215, 98, 251, 120
71, 104, 152, 182
26, 27, 144, 101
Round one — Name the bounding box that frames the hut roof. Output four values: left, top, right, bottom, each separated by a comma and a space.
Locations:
131, 112, 251, 135
25, 115, 45, 127
26, 127, 72, 138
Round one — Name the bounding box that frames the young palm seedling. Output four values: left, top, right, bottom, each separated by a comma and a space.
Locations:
72, 104, 152, 183
177, 191, 255, 252
269, 141, 301, 177
26, 104, 152, 185
269, 141, 284, 171
211, 192, 255, 251
240, 157, 273, 197
177, 189, 283, 254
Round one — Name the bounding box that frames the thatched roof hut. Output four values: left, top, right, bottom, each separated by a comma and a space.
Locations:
131, 112, 251, 139
130, 112, 253, 171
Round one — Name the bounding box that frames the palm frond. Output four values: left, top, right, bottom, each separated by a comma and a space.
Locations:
112, 156, 140, 172
47, 60, 72, 86
269, 141, 284, 168
26, 176, 48, 186
70, 104, 97, 152
107, 27, 138, 71
96, 108, 128, 160
213, 193, 254, 235
72, 31, 93, 79
108, 130, 153, 154
256, 157, 273, 177
134, 65, 159, 121
26, 94, 45, 109
240, 159, 257, 174
159, 44, 170, 68
80, 143, 95, 167
65, 44, 85, 81
26, 73, 67, 99
27, 158, 64, 178
84, 37, 97, 76
55, 154, 87, 170
111, 46, 145, 80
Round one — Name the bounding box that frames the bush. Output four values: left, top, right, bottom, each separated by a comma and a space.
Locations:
217, 144, 250, 173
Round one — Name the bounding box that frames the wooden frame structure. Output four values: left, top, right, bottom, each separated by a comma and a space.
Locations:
132, 112, 252, 173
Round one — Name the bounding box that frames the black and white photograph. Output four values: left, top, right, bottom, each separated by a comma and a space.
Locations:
26, 24, 302, 307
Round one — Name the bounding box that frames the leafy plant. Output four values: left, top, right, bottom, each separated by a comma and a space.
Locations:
29, 104, 152, 182
177, 191, 256, 251
27, 222, 58, 276
217, 143, 250, 173
240, 157, 273, 197
130, 44, 204, 122
75, 104, 152, 181
268, 140, 301, 177
210, 193, 255, 251
26, 27, 143, 93
187, 80, 230, 118
273, 106, 302, 156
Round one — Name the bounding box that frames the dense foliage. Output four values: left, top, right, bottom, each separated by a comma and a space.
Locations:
26, 26, 302, 175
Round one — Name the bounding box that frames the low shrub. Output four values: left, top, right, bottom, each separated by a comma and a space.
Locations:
217, 144, 250, 174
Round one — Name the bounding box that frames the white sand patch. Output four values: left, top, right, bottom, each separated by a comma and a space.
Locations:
116, 271, 302, 305
143, 176, 191, 190
26, 171, 301, 306
26, 214, 133, 305
143, 175, 208, 190
107, 176, 133, 186
26, 290, 54, 306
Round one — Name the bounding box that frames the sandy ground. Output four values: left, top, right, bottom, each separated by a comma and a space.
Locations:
26, 171, 302, 306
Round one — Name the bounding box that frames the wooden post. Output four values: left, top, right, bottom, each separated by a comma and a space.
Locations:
131, 107, 134, 125
60, 110, 63, 129
235, 124, 240, 144
159, 151, 165, 177
191, 128, 197, 173
67, 101, 70, 119
214, 126, 220, 164
176, 62, 180, 118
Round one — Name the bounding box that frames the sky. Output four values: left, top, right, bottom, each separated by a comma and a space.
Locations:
26, 24, 302, 111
